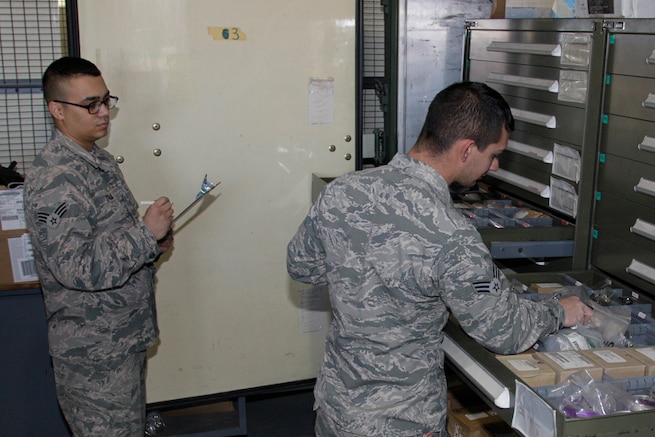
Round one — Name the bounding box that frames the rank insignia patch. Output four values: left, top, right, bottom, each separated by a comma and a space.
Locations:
472, 264, 502, 296
37, 202, 68, 228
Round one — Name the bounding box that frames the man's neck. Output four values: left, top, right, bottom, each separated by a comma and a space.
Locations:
407, 146, 455, 186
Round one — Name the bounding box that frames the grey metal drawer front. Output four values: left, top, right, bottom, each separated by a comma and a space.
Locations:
469, 30, 563, 67
607, 33, 655, 79
510, 128, 560, 149
498, 154, 551, 192
602, 114, 655, 166
597, 154, 655, 210
595, 192, 655, 254
509, 129, 572, 161
605, 74, 655, 123
468, 30, 592, 70
480, 175, 551, 211
498, 155, 552, 185
468, 60, 587, 107
505, 95, 585, 145
592, 231, 655, 293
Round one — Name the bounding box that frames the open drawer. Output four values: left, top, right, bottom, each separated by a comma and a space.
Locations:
444, 270, 655, 436
453, 186, 575, 260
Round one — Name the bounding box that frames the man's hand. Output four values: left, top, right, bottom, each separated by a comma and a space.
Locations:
144, 196, 174, 240
559, 296, 594, 327
157, 231, 174, 254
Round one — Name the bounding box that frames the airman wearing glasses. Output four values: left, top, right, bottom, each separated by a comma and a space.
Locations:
23, 57, 174, 436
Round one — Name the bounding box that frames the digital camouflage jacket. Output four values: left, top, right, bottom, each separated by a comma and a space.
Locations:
24, 129, 160, 362
287, 153, 564, 436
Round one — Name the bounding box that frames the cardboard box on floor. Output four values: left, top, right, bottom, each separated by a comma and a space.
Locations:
447, 378, 489, 412
0, 229, 39, 288
447, 405, 512, 437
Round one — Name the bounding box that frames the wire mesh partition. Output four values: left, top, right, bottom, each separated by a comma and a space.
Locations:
361, 0, 386, 165
0, 0, 69, 177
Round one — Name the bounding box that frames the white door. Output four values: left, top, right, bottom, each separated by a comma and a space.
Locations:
78, 0, 355, 402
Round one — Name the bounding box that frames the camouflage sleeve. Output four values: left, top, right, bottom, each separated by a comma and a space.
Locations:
26, 167, 159, 291
286, 194, 328, 286
438, 228, 564, 354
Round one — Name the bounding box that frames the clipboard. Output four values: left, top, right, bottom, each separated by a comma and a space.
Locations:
173, 181, 221, 223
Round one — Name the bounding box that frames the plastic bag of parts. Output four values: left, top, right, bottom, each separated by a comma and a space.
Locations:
584, 300, 632, 347
550, 370, 655, 418
144, 411, 166, 436
535, 286, 632, 351
536, 327, 599, 351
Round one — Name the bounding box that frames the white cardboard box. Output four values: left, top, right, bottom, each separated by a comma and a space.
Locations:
0, 189, 26, 231
575, 0, 655, 17
0, 230, 38, 286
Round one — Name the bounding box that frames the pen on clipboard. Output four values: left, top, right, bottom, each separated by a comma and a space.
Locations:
173, 181, 220, 222
139, 174, 220, 222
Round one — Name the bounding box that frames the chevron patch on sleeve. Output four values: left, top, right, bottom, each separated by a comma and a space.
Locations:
472, 264, 502, 296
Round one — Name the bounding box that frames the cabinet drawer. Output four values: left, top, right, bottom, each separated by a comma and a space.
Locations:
607, 33, 655, 79
505, 95, 586, 145
605, 74, 655, 122
595, 192, 655, 254
602, 114, 655, 166
468, 60, 587, 106
597, 154, 655, 210
510, 129, 563, 153
468, 30, 593, 70
591, 232, 655, 293
497, 155, 553, 186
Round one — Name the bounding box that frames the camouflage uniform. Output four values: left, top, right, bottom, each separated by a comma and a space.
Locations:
287, 153, 564, 436
23, 128, 161, 436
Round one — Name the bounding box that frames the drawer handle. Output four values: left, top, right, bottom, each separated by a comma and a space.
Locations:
487, 168, 551, 198
634, 177, 655, 198
486, 72, 559, 93
626, 259, 655, 285
647, 50, 655, 65
511, 108, 557, 128
642, 93, 655, 110
630, 218, 655, 242
507, 140, 553, 163
638, 136, 655, 153
442, 334, 511, 409
487, 41, 562, 57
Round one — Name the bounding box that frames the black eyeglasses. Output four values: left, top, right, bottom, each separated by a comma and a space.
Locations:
54, 95, 119, 114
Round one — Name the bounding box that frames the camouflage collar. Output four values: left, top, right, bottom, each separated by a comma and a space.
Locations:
389, 153, 449, 197
52, 128, 102, 169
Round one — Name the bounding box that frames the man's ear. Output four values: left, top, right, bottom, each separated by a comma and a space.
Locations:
460, 139, 476, 163
48, 101, 65, 121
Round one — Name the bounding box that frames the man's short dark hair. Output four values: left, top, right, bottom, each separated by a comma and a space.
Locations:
415, 81, 514, 155
42, 56, 102, 102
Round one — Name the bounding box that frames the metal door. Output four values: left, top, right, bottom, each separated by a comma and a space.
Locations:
78, 0, 356, 402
